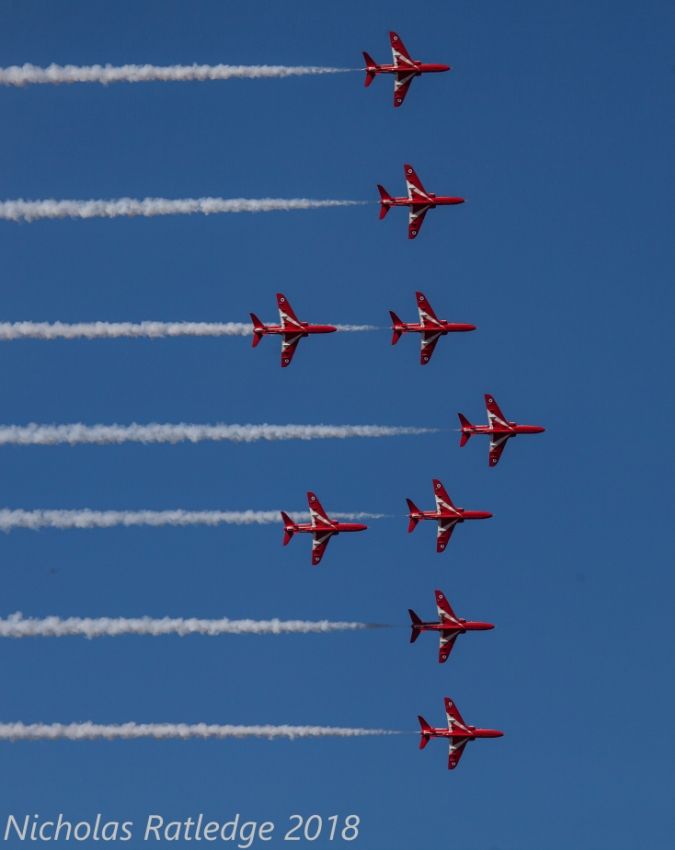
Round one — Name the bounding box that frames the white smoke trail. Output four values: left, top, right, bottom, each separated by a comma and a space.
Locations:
0, 63, 351, 87
0, 613, 382, 638
0, 722, 398, 742
0, 509, 384, 532
0, 422, 437, 447
333, 324, 379, 332
0, 198, 364, 223
0, 322, 252, 340
0, 321, 377, 340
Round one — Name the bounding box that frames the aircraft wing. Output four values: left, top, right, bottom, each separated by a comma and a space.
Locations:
445, 697, 470, 732
437, 518, 457, 552
408, 205, 431, 239
448, 738, 469, 770
277, 293, 302, 328
393, 71, 415, 107
416, 291, 440, 324
435, 590, 459, 624
420, 330, 442, 364
307, 492, 334, 529
404, 164, 432, 201
485, 394, 509, 428
439, 631, 458, 663
433, 479, 459, 515
311, 530, 334, 566
390, 32, 416, 68
489, 434, 511, 467
281, 333, 303, 367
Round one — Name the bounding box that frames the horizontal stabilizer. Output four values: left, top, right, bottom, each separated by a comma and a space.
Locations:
458, 413, 472, 446
377, 185, 393, 219
280, 511, 296, 546
406, 499, 421, 533
408, 609, 422, 642
250, 313, 265, 347
362, 52, 377, 86
418, 715, 432, 749
389, 311, 403, 344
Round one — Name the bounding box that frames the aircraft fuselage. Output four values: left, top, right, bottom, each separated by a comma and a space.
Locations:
292, 522, 368, 535
395, 320, 476, 334
260, 323, 337, 337
416, 620, 494, 634
467, 422, 545, 436
372, 62, 450, 76
386, 194, 465, 208
413, 509, 493, 523
427, 727, 503, 741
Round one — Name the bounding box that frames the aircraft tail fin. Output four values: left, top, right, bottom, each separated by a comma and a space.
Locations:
418, 716, 432, 749
362, 52, 377, 86
250, 313, 265, 347
389, 311, 403, 345
408, 609, 422, 643
377, 185, 393, 219
280, 511, 297, 546
406, 499, 421, 533
458, 413, 473, 446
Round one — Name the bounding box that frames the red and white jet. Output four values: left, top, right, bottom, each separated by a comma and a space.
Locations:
406, 479, 492, 553
250, 293, 336, 367
362, 31, 451, 108
390, 291, 476, 364
458, 394, 546, 467
409, 590, 494, 663
378, 164, 465, 239
281, 492, 368, 566
418, 696, 503, 770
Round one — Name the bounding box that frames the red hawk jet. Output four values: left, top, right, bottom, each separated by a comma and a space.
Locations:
390, 291, 476, 364
409, 590, 494, 663
250, 293, 336, 367
458, 394, 546, 467
281, 492, 368, 566
362, 31, 451, 107
377, 164, 465, 239
406, 479, 492, 553
418, 696, 503, 770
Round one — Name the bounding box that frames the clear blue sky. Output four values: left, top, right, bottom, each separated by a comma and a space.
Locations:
0, 1, 673, 848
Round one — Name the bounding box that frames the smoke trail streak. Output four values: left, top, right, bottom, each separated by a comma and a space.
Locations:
0, 613, 382, 638
0, 322, 252, 340
0, 63, 352, 87
0, 198, 364, 222
0, 723, 399, 741
0, 510, 384, 532
0, 321, 377, 340
0, 423, 438, 447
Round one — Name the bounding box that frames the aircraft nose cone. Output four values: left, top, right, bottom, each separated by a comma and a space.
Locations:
441, 64, 451, 72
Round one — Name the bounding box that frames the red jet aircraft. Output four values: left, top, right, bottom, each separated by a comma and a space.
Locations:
363, 31, 451, 107
390, 291, 476, 364
406, 479, 492, 553
250, 293, 336, 367
419, 696, 503, 770
409, 590, 494, 663
378, 164, 465, 239
458, 394, 546, 467
281, 492, 367, 566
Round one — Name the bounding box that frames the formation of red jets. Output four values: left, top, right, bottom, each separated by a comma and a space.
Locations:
271, 32, 539, 771
251, 291, 478, 367
260, 33, 539, 770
